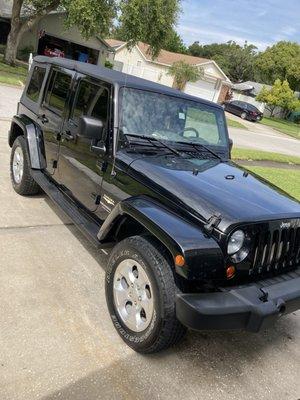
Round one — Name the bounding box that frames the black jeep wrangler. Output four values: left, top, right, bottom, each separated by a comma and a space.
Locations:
9, 56, 300, 353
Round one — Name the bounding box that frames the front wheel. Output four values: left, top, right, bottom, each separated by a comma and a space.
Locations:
105, 236, 187, 353
240, 111, 247, 120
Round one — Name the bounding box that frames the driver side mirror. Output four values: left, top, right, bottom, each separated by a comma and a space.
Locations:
78, 116, 104, 140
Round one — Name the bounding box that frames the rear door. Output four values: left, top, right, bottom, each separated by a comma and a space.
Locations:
57, 75, 111, 212
38, 68, 74, 175
228, 100, 240, 114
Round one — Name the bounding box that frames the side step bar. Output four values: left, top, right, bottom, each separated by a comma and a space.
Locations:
31, 170, 102, 247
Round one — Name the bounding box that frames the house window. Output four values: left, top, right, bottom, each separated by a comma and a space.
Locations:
26, 66, 46, 102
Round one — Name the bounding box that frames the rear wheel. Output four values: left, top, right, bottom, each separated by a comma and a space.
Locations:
10, 136, 41, 195
241, 111, 247, 120
105, 236, 187, 353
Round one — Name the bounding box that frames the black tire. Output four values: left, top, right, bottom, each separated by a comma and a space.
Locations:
10, 136, 41, 196
240, 111, 247, 120
105, 236, 187, 353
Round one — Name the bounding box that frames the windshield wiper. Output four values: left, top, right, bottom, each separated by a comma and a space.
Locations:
125, 133, 182, 157
176, 141, 223, 161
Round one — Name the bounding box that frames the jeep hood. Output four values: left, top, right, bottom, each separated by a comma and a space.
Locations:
129, 156, 300, 232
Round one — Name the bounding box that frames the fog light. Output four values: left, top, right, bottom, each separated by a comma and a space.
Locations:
226, 266, 236, 279
175, 255, 185, 267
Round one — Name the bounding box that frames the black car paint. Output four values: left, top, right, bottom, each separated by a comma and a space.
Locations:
10, 57, 300, 289
224, 100, 263, 122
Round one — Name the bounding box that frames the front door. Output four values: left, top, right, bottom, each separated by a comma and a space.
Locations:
57, 76, 111, 212
38, 68, 74, 175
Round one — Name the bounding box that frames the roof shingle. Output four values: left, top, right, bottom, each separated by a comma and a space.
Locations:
105, 39, 210, 66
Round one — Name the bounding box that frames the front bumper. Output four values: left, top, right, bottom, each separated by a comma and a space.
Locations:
176, 269, 300, 332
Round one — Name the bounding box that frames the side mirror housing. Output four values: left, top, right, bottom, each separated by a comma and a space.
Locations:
78, 116, 104, 140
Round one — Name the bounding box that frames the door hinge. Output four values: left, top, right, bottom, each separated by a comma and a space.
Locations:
52, 160, 58, 169
204, 212, 222, 233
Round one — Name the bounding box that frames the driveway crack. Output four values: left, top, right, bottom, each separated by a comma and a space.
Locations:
0, 222, 75, 233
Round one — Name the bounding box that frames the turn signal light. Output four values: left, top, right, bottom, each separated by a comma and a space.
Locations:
226, 266, 236, 279
174, 255, 185, 267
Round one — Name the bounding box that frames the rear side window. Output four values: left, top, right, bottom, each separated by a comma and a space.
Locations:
26, 66, 46, 102
44, 70, 72, 113
72, 80, 109, 123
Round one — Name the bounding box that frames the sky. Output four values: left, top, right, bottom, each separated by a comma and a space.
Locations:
178, 0, 300, 50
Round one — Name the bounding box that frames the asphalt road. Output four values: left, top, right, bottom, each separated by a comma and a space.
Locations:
227, 112, 300, 157
1, 118, 300, 399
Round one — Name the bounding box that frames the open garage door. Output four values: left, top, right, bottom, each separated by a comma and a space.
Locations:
185, 79, 220, 102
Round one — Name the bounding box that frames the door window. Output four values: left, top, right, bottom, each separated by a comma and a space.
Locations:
26, 66, 46, 102
44, 70, 72, 113
72, 80, 109, 124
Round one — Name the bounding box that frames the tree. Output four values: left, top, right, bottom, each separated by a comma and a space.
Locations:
256, 79, 300, 117
5, 0, 180, 65
168, 61, 203, 91
163, 29, 187, 54
255, 41, 300, 91
188, 40, 257, 82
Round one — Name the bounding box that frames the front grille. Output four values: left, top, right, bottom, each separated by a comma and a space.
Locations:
250, 223, 300, 275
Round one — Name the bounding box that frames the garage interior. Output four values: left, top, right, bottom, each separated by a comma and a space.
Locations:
37, 34, 99, 64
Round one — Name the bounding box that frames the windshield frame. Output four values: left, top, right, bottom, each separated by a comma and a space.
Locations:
118, 86, 230, 152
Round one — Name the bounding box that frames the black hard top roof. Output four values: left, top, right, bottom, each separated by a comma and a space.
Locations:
34, 56, 222, 110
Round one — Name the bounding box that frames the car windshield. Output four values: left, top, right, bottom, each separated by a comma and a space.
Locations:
119, 87, 228, 148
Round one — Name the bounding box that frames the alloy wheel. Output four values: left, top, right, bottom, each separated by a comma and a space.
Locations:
113, 259, 154, 332
12, 145, 24, 184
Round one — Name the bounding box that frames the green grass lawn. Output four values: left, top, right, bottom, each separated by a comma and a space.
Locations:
227, 118, 248, 130
232, 148, 300, 165
0, 55, 28, 86
247, 166, 300, 201
259, 117, 300, 140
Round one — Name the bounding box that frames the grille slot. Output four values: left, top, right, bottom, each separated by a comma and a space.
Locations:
251, 225, 300, 274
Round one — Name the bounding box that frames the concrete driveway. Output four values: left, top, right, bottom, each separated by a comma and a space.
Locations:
226, 112, 300, 157
1, 120, 300, 400
0, 85, 23, 120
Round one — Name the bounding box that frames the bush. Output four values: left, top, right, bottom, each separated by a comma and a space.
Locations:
104, 60, 114, 69
17, 46, 34, 62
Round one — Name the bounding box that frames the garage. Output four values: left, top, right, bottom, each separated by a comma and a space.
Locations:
185, 78, 221, 102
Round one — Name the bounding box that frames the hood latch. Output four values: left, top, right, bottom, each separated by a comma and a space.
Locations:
204, 212, 222, 233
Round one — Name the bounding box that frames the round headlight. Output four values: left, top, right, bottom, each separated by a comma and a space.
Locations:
227, 230, 245, 255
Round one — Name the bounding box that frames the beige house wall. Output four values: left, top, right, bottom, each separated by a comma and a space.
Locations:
114, 46, 173, 86
113, 45, 228, 90
19, 13, 109, 65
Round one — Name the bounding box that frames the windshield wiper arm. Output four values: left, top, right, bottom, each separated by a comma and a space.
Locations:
176, 141, 222, 161
125, 133, 182, 157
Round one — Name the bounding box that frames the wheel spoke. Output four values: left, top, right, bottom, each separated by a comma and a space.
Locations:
124, 305, 138, 328
140, 296, 152, 318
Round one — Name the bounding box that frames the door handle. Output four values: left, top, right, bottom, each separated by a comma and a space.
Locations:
37, 114, 49, 124
63, 131, 75, 141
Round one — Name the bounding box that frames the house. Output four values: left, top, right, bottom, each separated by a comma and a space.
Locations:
106, 39, 231, 103
231, 81, 272, 112
0, 1, 113, 65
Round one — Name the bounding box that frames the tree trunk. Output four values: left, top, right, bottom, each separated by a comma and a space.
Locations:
5, 0, 60, 65
4, 0, 23, 65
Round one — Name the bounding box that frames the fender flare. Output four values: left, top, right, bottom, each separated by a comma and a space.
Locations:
98, 196, 224, 279
9, 115, 46, 170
